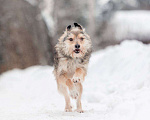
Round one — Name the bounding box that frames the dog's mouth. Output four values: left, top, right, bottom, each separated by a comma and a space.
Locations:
74, 49, 80, 54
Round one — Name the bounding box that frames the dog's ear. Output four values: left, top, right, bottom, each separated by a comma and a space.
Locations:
74, 23, 83, 30
66, 25, 72, 31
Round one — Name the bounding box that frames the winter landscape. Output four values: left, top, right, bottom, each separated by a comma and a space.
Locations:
1, 0, 150, 120
0, 40, 150, 120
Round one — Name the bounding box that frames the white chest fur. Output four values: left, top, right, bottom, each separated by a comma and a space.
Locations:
58, 58, 84, 79
67, 58, 81, 78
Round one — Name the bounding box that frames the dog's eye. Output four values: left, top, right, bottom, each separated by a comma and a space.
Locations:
69, 38, 73, 41
80, 37, 84, 41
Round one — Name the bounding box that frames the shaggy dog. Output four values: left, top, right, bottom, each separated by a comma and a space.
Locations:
53, 23, 92, 113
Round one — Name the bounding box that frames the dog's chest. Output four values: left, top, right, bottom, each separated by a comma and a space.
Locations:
67, 59, 81, 78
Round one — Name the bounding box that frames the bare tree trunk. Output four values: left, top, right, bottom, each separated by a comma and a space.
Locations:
0, 0, 53, 73
88, 0, 96, 41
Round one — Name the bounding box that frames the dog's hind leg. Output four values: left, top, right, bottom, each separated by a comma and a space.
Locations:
57, 76, 72, 112
75, 83, 84, 113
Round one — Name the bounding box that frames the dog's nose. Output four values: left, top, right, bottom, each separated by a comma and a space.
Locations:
75, 44, 80, 49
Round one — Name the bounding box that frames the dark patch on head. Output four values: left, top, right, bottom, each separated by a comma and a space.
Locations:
74, 23, 82, 30
64, 23, 86, 41
67, 25, 71, 31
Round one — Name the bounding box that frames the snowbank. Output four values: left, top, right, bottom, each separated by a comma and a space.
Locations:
0, 40, 150, 120
111, 11, 150, 41
85, 40, 150, 120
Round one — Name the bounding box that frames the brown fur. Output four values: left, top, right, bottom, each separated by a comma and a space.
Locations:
53, 23, 92, 113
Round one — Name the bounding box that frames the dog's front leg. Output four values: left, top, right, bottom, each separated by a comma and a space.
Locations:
68, 78, 84, 113
72, 68, 86, 83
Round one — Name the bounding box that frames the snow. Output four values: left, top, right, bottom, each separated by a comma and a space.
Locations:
0, 40, 150, 120
110, 11, 150, 41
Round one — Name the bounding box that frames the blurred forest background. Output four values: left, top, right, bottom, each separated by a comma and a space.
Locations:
0, 0, 150, 73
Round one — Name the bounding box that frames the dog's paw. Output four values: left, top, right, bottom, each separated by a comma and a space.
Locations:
70, 90, 79, 99
76, 109, 84, 113
72, 76, 81, 83
65, 108, 72, 112
65, 106, 72, 112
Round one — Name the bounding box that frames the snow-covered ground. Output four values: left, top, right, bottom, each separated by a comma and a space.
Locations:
0, 40, 150, 120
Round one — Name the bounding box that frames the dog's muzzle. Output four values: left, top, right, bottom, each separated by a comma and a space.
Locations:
74, 49, 80, 54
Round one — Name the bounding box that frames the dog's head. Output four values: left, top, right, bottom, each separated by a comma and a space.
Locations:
59, 23, 92, 58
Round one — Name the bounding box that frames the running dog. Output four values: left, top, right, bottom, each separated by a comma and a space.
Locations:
53, 23, 92, 113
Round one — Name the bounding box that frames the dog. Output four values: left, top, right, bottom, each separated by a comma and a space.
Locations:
53, 23, 92, 113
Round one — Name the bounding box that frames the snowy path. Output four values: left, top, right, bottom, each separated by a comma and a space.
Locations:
0, 40, 150, 120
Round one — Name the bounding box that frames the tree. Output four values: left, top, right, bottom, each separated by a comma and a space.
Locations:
0, 0, 54, 73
